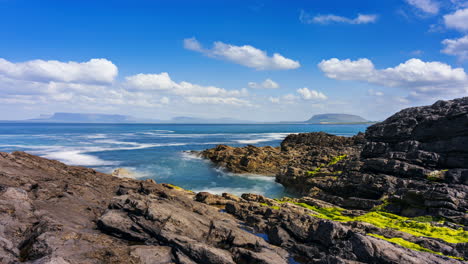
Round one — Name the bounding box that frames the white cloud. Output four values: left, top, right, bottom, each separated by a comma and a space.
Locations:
368, 89, 384, 96
0, 58, 117, 84
450, 0, 468, 8
300, 10, 378, 24
268, 97, 280, 103
405, 0, 440, 14
160, 96, 170, 104
319, 58, 468, 96
444, 8, 468, 31
282, 94, 299, 101
185, 96, 252, 106
183, 37, 203, 52
126, 72, 248, 98
442, 35, 468, 61
248, 78, 280, 89
183, 38, 300, 70
297, 88, 328, 100
125, 72, 175, 90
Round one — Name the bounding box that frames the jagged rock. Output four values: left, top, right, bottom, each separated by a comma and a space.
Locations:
1, 97, 468, 263
201, 132, 366, 195
0, 151, 290, 264
200, 97, 468, 224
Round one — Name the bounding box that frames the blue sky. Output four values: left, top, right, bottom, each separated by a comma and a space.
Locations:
0, 0, 467, 121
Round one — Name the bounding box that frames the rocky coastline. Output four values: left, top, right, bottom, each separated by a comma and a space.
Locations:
0, 97, 467, 263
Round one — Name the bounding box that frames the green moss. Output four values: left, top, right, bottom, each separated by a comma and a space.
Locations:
259, 203, 281, 210
367, 234, 464, 260
306, 155, 347, 176
276, 201, 468, 244
166, 183, 183, 190
370, 199, 390, 212
307, 167, 322, 176
412, 215, 444, 223
327, 154, 347, 166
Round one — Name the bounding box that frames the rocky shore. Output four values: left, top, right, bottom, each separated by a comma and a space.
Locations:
0, 97, 467, 263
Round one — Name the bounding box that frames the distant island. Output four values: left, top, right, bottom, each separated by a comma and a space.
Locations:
1, 112, 372, 124
304, 113, 369, 124
6, 112, 253, 124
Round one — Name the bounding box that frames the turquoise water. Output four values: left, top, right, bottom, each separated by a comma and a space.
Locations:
0, 123, 368, 198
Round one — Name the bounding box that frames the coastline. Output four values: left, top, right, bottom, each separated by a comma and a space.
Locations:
0, 97, 467, 263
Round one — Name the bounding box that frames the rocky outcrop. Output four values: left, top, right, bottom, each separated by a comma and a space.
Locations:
357, 97, 468, 223
0, 151, 465, 263
0, 151, 288, 264
1, 97, 468, 263
201, 97, 468, 224
201, 132, 365, 194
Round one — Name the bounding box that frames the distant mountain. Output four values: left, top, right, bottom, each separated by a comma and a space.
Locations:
22, 113, 252, 124
28, 113, 158, 123
305, 114, 368, 124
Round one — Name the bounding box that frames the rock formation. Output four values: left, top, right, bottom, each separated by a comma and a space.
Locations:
0, 97, 467, 263
0, 151, 465, 263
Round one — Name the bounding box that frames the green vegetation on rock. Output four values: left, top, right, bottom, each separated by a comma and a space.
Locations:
328, 155, 347, 166
367, 234, 464, 260
274, 200, 468, 244
307, 155, 347, 176
260, 203, 281, 210
426, 169, 448, 182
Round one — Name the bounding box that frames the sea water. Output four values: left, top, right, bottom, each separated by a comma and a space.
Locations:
0, 123, 368, 198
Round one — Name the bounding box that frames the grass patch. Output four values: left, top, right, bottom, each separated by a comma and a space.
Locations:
367, 234, 464, 260
274, 200, 468, 244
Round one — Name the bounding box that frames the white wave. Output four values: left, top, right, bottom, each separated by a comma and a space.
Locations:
214, 168, 276, 182
84, 133, 107, 139
235, 132, 293, 144
180, 151, 203, 161
93, 139, 142, 146
235, 138, 274, 144
42, 151, 118, 166
152, 133, 234, 138
151, 130, 175, 133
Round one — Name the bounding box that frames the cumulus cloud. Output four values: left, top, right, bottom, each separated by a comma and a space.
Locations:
125, 72, 248, 98
444, 8, 468, 31
300, 10, 377, 24
183, 37, 203, 52
318, 58, 468, 96
248, 78, 280, 89
442, 35, 468, 61
185, 96, 251, 106
0, 56, 254, 112
0, 58, 117, 84
125, 72, 174, 90
297, 88, 328, 100
183, 38, 300, 70
405, 0, 440, 14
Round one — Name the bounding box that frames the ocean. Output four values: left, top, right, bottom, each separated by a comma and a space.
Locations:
0, 123, 368, 198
